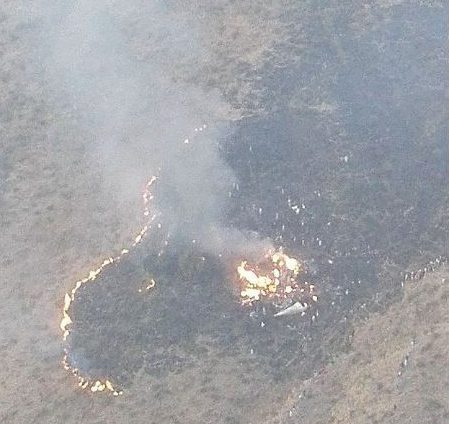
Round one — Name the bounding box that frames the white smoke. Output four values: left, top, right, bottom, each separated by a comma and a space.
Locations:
26, 0, 270, 258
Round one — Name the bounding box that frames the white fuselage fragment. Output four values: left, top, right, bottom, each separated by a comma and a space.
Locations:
273, 301, 308, 317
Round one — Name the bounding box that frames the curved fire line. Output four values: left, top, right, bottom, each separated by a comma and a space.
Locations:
59, 123, 208, 395
58, 124, 322, 395
60, 175, 158, 395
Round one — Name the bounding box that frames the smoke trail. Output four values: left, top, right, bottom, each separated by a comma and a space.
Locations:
27, 0, 270, 258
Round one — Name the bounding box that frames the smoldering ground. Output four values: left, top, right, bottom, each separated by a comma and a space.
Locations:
29, 0, 447, 376
28, 0, 279, 390
4, 1, 447, 423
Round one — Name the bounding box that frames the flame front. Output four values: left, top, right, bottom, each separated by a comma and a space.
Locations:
60, 176, 158, 395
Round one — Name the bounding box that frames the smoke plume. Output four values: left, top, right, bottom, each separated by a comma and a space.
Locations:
28, 0, 270, 258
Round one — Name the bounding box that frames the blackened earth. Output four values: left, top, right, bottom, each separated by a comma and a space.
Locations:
67, 0, 447, 398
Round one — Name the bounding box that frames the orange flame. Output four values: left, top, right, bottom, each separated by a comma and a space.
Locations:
60, 124, 211, 394
60, 176, 158, 395
237, 249, 317, 311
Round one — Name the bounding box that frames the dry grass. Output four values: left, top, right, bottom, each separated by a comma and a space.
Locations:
270, 267, 449, 424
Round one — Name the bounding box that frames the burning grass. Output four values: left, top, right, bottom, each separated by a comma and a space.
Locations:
60, 176, 158, 395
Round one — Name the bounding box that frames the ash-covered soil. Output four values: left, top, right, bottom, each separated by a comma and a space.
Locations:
1, 1, 447, 423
